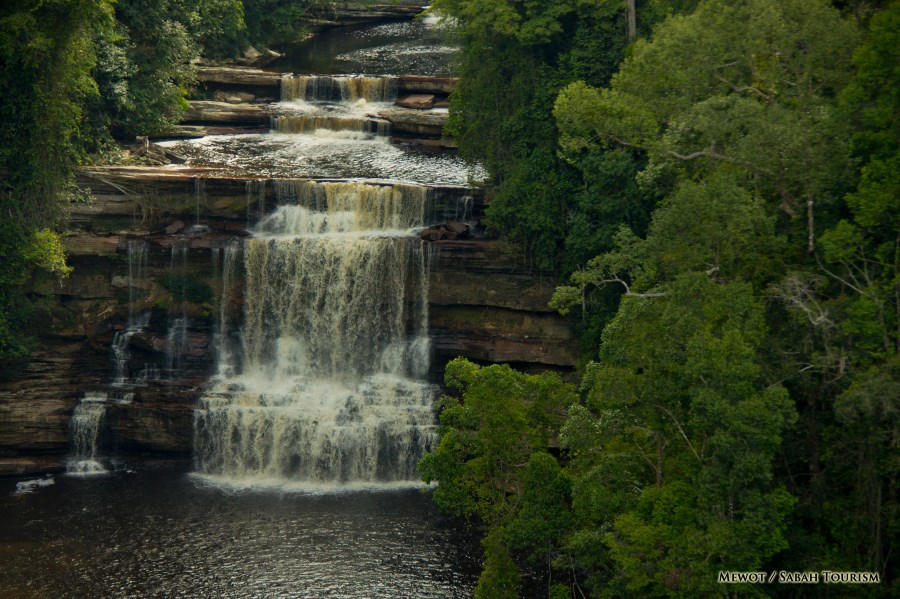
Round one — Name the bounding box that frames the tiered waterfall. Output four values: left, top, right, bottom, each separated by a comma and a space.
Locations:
193, 177, 437, 484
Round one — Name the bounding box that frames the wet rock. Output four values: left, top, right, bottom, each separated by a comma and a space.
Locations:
129, 333, 162, 353
430, 305, 578, 367
62, 234, 122, 257
0, 457, 65, 477
377, 107, 447, 137
214, 90, 257, 104
398, 75, 457, 95
421, 227, 445, 241
303, 2, 426, 26
445, 220, 467, 235
183, 101, 271, 126
164, 220, 185, 235
421, 221, 469, 242
396, 94, 436, 109
195, 66, 281, 87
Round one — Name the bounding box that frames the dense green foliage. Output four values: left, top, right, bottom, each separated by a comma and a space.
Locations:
432, 0, 654, 273
0, 0, 109, 374
420, 358, 577, 596
0, 0, 330, 373
423, 0, 899, 595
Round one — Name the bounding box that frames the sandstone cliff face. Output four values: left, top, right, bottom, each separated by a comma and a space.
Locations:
0, 164, 576, 477
429, 240, 577, 371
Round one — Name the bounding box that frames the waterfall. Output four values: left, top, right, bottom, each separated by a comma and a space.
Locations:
281, 75, 398, 103
112, 240, 150, 386
194, 177, 206, 223
245, 178, 266, 223
265, 179, 430, 233
165, 246, 189, 373
272, 115, 391, 136
214, 241, 241, 379
276, 75, 397, 138
194, 181, 436, 485
67, 392, 108, 475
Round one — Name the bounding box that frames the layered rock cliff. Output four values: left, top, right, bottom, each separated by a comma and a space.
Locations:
0, 168, 576, 476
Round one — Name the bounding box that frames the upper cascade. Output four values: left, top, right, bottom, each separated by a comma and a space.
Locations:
271, 115, 391, 135
258, 180, 431, 235
281, 74, 399, 103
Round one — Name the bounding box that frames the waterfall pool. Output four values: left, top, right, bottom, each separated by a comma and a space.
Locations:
0, 466, 480, 597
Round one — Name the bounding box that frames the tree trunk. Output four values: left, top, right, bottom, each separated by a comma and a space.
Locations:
626, 0, 637, 41
807, 192, 815, 253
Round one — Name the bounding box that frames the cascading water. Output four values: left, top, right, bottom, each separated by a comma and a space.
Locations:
281, 75, 398, 103
194, 180, 436, 485
165, 246, 189, 374
272, 115, 391, 135
213, 240, 241, 379
112, 240, 150, 386
67, 392, 108, 475
274, 74, 396, 136
245, 178, 266, 223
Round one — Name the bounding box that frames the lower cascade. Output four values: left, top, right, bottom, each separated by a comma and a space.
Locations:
193, 181, 437, 484
67, 392, 108, 475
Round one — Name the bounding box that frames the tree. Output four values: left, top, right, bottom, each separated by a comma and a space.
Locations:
552, 172, 796, 596
428, 0, 645, 271
419, 358, 576, 597
555, 0, 858, 253
777, 2, 899, 584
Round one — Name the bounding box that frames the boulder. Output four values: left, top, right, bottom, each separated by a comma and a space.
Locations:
195, 66, 281, 87
395, 94, 436, 109
445, 220, 467, 235
236, 46, 283, 68
398, 75, 457, 95
163, 220, 185, 235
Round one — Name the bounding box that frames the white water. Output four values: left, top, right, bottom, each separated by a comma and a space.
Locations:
67, 392, 108, 475
274, 75, 396, 136
194, 180, 436, 485
164, 247, 189, 373
112, 240, 150, 386
281, 75, 398, 103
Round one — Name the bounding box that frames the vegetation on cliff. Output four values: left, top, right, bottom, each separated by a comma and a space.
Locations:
422, 0, 898, 596
0, 0, 331, 375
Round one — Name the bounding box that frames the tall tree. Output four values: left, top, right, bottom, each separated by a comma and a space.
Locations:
555, 0, 858, 253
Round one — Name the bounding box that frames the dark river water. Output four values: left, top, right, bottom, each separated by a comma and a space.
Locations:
270, 17, 457, 76
0, 466, 481, 598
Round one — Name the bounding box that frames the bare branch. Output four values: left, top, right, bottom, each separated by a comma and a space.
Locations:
654, 404, 702, 462
597, 277, 666, 299
713, 73, 773, 102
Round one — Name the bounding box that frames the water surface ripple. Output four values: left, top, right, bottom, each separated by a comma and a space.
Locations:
0, 468, 480, 598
